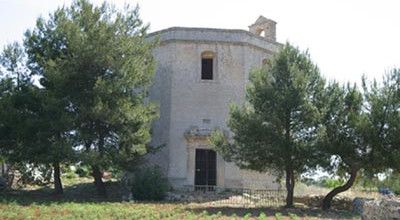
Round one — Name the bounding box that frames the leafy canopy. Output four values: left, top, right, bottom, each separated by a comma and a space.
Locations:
23, 0, 158, 171
211, 43, 325, 175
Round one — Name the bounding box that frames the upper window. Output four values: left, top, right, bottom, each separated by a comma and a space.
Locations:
201, 51, 214, 80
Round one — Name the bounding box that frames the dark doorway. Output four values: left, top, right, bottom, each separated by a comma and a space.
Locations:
195, 149, 217, 188
201, 58, 213, 80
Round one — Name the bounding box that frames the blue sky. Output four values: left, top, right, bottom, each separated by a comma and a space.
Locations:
1, 0, 399, 84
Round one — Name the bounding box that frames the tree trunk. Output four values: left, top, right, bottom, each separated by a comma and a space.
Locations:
1, 162, 5, 176
53, 162, 63, 195
283, 115, 295, 208
6, 166, 15, 188
92, 165, 106, 196
285, 167, 295, 208
322, 167, 358, 210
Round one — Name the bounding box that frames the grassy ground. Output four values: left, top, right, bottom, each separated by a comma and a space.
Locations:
0, 199, 359, 219
294, 182, 382, 200
0, 178, 360, 220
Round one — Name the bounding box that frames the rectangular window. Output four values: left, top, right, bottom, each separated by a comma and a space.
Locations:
201, 58, 213, 80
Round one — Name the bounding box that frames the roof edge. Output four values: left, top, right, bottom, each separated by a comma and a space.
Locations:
147, 26, 281, 46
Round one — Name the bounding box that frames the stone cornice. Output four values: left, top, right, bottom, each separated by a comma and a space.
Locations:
148, 27, 282, 52
184, 126, 230, 144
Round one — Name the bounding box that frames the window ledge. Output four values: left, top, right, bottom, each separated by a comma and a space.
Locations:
199, 79, 220, 84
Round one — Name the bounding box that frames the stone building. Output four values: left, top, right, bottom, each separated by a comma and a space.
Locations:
147, 16, 282, 190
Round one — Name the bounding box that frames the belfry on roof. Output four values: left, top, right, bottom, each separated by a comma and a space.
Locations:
248, 15, 277, 42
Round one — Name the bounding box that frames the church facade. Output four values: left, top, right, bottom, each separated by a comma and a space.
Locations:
147, 16, 282, 190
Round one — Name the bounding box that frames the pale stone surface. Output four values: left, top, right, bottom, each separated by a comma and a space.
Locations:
165, 188, 286, 206
358, 197, 400, 220
147, 16, 281, 190
248, 16, 277, 42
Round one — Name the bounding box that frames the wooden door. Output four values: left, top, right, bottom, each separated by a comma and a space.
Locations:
195, 149, 216, 186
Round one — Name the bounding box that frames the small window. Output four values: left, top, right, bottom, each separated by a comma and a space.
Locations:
202, 118, 211, 124
201, 51, 214, 80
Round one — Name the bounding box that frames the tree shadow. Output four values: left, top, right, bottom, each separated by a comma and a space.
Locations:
186, 206, 359, 219
0, 181, 122, 206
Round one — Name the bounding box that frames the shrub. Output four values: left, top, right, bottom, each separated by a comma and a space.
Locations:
322, 178, 344, 188
394, 188, 400, 195
275, 212, 283, 220
381, 174, 400, 195
131, 166, 169, 201
75, 166, 91, 178
258, 212, 267, 220
64, 171, 78, 179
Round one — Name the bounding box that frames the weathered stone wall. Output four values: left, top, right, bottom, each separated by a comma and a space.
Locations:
354, 197, 400, 220
148, 26, 281, 190
147, 43, 174, 175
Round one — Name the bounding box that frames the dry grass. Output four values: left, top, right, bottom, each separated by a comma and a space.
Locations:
0, 200, 360, 219
0, 178, 364, 219
295, 182, 382, 199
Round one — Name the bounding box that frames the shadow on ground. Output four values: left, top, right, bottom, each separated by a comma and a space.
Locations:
0, 183, 361, 219
0, 181, 122, 205
186, 206, 359, 219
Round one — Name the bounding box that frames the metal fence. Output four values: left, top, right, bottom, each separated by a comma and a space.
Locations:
171, 185, 286, 207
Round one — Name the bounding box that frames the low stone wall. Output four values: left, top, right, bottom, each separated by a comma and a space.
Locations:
165, 187, 286, 207
354, 197, 400, 220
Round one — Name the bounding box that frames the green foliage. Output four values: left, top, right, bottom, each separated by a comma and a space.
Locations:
21, 0, 158, 194
350, 69, 400, 174
258, 212, 267, 220
243, 213, 252, 220
385, 176, 400, 195
319, 83, 366, 170
0, 41, 75, 194
356, 170, 380, 190
289, 213, 300, 220
318, 81, 377, 209
359, 171, 400, 195
75, 165, 91, 178
211, 43, 326, 207
1, 0, 159, 196
0, 178, 361, 219
0, 43, 35, 162
0, 42, 29, 85
64, 170, 78, 180
0, 195, 356, 220
275, 212, 283, 220
131, 166, 169, 201
24, 0, 158, 172
322, 178, 345, 189
212, 43, 325, 172
364, 69, 400, 171
317, 69, 400, 209
300, 177, 319, 186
